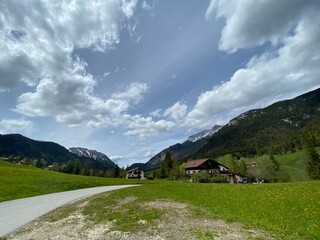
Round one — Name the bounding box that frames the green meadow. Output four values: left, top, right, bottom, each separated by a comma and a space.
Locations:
244, 147, 320, 182
0, 160, 145, 202
85, 181, 320, 239
1, 160, 320, 239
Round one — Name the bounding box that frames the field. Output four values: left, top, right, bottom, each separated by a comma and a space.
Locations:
0, 160, 146, 202
218, 147, 320, 182
1, 160, 320, 239
82, 181, 320, 239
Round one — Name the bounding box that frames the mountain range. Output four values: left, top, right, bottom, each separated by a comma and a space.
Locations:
0, 134, 116, 170
69, 147, 116, 168
130, 87, 320, 170
195, 87, 320, 158
130, 125, 223, 170
1, 88, 319, 172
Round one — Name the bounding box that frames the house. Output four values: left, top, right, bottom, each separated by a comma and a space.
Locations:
185, 158, 229, 177
230, 173, 247, 184
126, 168, 145, 180
246, 162, 258, 167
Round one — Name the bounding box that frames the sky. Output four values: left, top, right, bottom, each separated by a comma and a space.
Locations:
1, 0, 320, 167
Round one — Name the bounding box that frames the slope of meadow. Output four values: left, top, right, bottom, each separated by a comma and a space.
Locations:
0, 160, 143, 202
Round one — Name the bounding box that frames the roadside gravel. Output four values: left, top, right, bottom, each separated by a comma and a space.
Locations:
8, 196, 275, 240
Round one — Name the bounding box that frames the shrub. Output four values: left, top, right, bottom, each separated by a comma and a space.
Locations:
210, 174, 229, 183
191, 171, 211, 183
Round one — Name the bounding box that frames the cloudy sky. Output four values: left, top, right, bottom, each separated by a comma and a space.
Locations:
1, 0, 320, 167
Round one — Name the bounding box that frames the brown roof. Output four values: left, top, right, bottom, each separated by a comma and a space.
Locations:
127, 168, 144, 173
185, 158, 210, 168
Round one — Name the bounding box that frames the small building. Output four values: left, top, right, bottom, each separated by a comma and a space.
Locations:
230, 173, 247, 184
185, 158, 229, 177
126, 168, 145, 180
246, 162, 258, 167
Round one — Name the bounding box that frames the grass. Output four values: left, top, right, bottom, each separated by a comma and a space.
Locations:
0, 160, 150, 202
83, 194, 163, 232
1, 160, 320, 239
238, 147, 320, 182
82, 181, 320, 240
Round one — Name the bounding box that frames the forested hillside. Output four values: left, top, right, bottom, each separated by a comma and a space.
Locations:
193, 87, 320, 158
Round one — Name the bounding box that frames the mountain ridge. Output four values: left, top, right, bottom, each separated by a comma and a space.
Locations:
129, 87, 320, 170
194, 87, 320, 158
0, 134, 116, 170
129, 125, 223, 170
69, 147, 116, 168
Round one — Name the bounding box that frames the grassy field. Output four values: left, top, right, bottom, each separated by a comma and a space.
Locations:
1, 160, 320, 239
84, 181, 320, 239
233, 147, 320, 182
0, 160, 148, 202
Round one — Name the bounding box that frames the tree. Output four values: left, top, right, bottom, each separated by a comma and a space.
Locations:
33, 159, 42, 168
258, 158, 277, 182
304, 136, 320, 179
64, 160, 74, 173
51, 162, 60, 171
171, 156, 180, 180
110, 165, 120, 178
179, 162, 187, 179
163, 152, 173, 177
238, 159, 247, 175
73, 159, 81, 175
270, 154, 280, 171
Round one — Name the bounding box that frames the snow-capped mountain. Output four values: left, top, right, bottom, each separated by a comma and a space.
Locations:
187, 125, 222, 142
69, 147, 116, 167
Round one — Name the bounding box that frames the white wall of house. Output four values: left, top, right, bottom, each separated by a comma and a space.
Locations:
126, 170, 145, 179
186, 169, 220, 175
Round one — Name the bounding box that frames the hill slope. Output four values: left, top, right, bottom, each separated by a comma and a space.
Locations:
0, 134, 115, 170
130, 125, 222, 170
195, 87, 320, 158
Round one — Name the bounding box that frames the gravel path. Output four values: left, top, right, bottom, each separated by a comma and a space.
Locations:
0, 185, 138, 237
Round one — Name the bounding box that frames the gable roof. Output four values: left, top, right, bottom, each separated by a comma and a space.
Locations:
127, 167, 144, 173
185, 158, 210, 168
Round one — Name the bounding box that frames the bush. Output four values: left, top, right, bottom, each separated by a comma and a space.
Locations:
191, 171, 211, 183
210, 174, 229, 183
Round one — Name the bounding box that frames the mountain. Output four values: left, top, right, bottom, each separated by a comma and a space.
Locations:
129, 125, 223, 170
0, 134, 115, 170
69, 147, 116, 168
187, 125, 222, 142
128, 88, 320, 171
193, 87, 320, 158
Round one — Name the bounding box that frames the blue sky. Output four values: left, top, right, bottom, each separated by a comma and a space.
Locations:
1, 0, 320, 167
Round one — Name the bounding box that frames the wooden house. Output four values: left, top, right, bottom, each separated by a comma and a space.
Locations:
185, 158, 229, 177
126, 167, 145, 180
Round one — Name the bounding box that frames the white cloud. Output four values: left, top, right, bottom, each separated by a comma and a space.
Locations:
206, 0, 319, 53
164, 101, 188, 125
150, 109, 163, 118
112, 82, 148, 104
124, 116, 174, 139
120, 0, 138, 18
103, 72, 111, 77
0, 1, 156, 135
0, 118, 35, 132
0, 1, 130, 91
142, 1, 152, 11
185, 1, 320, 128
110, 155, 124, 162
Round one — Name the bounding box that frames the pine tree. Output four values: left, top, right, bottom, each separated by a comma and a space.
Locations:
304, 136, 320, 179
